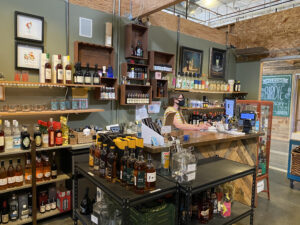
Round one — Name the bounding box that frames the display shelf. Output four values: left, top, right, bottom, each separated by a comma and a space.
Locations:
0, 148, 30, 156
0, 109, 104, 116
7, 216, 32, 225
36, 174, 71, 186
75, 209, 91, 225
121, 62, 149, 82
148, 51, 175, 73
0, 81, 104, 88
190, 201, 252, 225
75, 163, 177, 206
127, 63, 148, 67
125, 23, 148, 59
125, 56, 148, 60
0, 182, 32, 195
173, 88, 248, 95
151, 79, 168, 99
95, 77, 118, 101
181, 107, 225, 111
120, 84, 152, 105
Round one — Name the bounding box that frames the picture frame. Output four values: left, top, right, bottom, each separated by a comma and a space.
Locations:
180, 46, 203, 74
209, 47, 226, 80
15, 11, 44, 43
15, 42, 44, 70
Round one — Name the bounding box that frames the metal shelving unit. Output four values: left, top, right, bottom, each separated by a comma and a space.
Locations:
74, 163, 179, 225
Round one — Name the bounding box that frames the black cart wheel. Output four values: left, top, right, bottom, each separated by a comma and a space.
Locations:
290, 180, 294, 189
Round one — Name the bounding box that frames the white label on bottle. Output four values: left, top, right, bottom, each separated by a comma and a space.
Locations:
120, 171, 123, 180
85, 77, 91, 84
91, 214, 98, 224
58, 69, 63, 80
44, 172, 51, 178
187, 164, 196, 172
45, 68, 51, 79
51, 201, 56, 209
42, 134, 48, 144
146, 172, 156, 182
16, 175, 23, 183
93, 77, 99, 84
8, 176, 16, 184
201, 209, 209, 216
40, 206, 46, 213
186, 172, 196, 181
13, 136, 21, 148
134, 176, 137, 186
26, 175, 32, 181
0, 136, 4, 147
77, 76, 83, 83
51, 170, 57, 176
0, 178, 7, 186
46, 204, 51, 211
37, 173, 43, 179
66, 70, 72, 81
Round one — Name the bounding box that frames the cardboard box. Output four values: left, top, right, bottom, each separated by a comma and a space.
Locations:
39, 53, 47, 83
72, 88, 88, 98
105, 22, 112, 47
57, 189, 72, 212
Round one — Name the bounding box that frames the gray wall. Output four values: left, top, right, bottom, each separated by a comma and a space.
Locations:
0, 0, 236, 129
236, 61, 261, 100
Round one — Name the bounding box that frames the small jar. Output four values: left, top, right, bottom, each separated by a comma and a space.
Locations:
72, 99, 78, 110
51, 99, 58, 111
59, 99, 66, 111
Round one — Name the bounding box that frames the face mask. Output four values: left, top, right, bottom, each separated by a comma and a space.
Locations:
178, 99, 185, 107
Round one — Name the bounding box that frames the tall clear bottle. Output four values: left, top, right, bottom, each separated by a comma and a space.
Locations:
12, 120, 21, 149
4, 120, 13, 150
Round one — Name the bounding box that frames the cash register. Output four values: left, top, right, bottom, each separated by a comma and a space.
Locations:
239, 111, 256, 134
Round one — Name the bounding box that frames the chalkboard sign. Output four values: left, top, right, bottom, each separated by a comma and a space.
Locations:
261, 74, 292, 117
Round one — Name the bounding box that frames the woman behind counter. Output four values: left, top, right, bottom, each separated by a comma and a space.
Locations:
163, 94, 210, 131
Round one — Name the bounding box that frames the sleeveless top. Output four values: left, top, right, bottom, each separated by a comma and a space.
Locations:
163, 106, 186, 126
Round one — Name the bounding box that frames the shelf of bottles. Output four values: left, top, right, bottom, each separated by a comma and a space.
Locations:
120, 84, 152, 105
181, 107, 225, 111
174, 88, 248, 95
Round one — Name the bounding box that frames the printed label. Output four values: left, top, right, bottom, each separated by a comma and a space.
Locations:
16, 175, 23, 183
13, 136, 21, 148
2, 214, 8, 223
77, 76, 83, 83
45, 68, 51, 79
35, 136, 42, 147
42, 134, 48, 144
0, 178, 7, 186
187, 164, 196, 172
25, 174, 32, 181
51, 201, 56, 210
201, 209, 209, 217
85, 77, 91, 84
46, 203, 51, 211
127, 168, 133, 185
37, 173, 43, 179
50, 132, 55, 145
186, 172, 196, 181
137, 171, 145, 188
44, 172, 51, 178
66, 70, 72, 81
89, 155, 94, 167
8, 176, 16, 184
91, 214, 98, 224
51, 170, 57, 176
121, 166, 127, 182
146, 172, 156, 183
57, 69, 63, 80
0, 136, 4, 147
22, 137, 30, 148
93, 77, 99, 84
40, 205, 46, 213
161, 151, 170, 169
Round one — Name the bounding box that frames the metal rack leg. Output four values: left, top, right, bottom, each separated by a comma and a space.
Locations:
250, 170, 257, 225
73, 167, 79, 225
175, 188, 179, 225
122, 199, 129, 225
186, 191, 192, 225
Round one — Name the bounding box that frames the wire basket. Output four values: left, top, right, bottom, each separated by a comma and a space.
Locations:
291, 147, 300, 176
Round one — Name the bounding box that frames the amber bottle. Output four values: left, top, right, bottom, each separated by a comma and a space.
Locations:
65, 56, 72, 84
89, 136, 96, 168
45, 53, 52, 83
48, 118, 55, 147
25, 155, 32, 184
0, 161, 7, 190
93, 142, 101, 172
56, 54, 63, 83
198, 192, 210, 224
7, 160, 15, 188
145, 155, 156, 191
105, 146, 117, 183
15, 158, 23, 187
0, 120, 4, 153
43, 155, 51, 181
133, 153, 146, 194
36, 155, 44, 182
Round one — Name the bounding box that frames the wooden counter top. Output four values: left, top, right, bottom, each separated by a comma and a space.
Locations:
144, 131, 263, 154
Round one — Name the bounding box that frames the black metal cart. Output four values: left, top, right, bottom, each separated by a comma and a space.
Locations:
73, 163, 179, 225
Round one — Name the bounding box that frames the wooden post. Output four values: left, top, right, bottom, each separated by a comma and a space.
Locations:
31, 141, 37, 225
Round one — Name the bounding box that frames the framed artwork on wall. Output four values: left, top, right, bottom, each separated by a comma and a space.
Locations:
180, 46, 203, 74
15, 11, 44, 43
209, 47, 226, 79
15, 42, 44, 70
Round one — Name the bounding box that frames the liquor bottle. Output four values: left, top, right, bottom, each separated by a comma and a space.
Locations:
12, 120, 21, 149
34, 125, 42, 148
105, 146, 117, 183
36, 155, 43, 182
43, 155, 51, 181
9, 194, 18, 221
0, 161, 7, 190
211, 188, 218, 215
45, 199, 51, 212
136, 40, 143, 57
126, 150, 136, 188
80, 187, 91, 215
51, 197, 57, 210
84, 63, 92, 85
77, 62, 84, 84
45, 53, 52, 83
7, 160, 15, 188
73, 63, 78, 84
120, 146, 129, 186
99, 144, 108, 178
93, 64, 100, 85
21, 126, 30, 150
4, 120, 13, 150
198, 192, 210, 224
93, 140, 100, 172
15, 159, 23, 187
145, 154, 156, 191
2, 200, 9, 224
65, 56, 72, 84
25, 155, 32, 184
51, 152, 57, 179
134, 153, 146, 194
28, 193, 33, 216
56, 54, 64, 83
54, 122, 62, 146
40, 201, 46, 214
206, 189, 213, 220
0, 120, 4, 152
89, 135, 96, 168
48, 118, 55, 147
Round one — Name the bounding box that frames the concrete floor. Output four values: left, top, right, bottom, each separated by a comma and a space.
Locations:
39, 169, 300, 225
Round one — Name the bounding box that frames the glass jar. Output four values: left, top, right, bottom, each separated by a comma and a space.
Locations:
51, 99, 58, 111
59, 99, 66, 111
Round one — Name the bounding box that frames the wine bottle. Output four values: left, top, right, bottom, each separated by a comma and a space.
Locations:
80, 187, 91, 215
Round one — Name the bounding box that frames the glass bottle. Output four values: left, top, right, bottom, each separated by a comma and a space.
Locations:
80, 187, 91, 215
4, 120, 13, 150
73, 63, 78, 84
21, 126, 30, 150
36, 155, 43, 182
93, 140, 100, 172
40, 201, 46, 214
134, 153, 146, 194
84, 63, 92, 85
9, 194, 18, 221
7, 160, 15, 188
99, 144, 108, 178
211, 188, 218, 215
34, 125, 42, 148
106, 146, 117, 183
43, 155, 51, 181
181, 73, 186, 89
93, 64, 100, 85
48, 118, 55, 147
45, 53, 52, 83
1, 200, 9, 224
176, 72, 182, 89
89, 135, 96, 168
51, 197, 56, 210
15, 158, 23, 187
77, 62, 84, 85
0, 120, 4, 153
65, 56, 72, 84
0, 161, 7, 190
145, 154, 156, 191
126, 150, 136, 188
25, 155, 32, 184
45, 199, 51, 212
56, 54, 64, 84
51, 152, 57, 179
54, 122, 62, 146
120, 146, 129, 186
12, 120, 21, 149
135, 40, 143, 57
198, 192, 210, 224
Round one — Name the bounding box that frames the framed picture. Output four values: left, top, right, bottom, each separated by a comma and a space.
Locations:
180, 46, 203, 74
15, 11, 44, 43
15, 42, 44, 70
209, 48, 226, 79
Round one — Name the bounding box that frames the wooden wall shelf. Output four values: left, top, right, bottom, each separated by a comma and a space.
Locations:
125, 24, 148, 59
173, 88, 248, 95
120, 84, 152, 105
0, 109, 104, 116
95, 77, 118, 101
151, 79, 168, 99
74, 41, 114, 70
0, 81, 104, 88
121, 63, 149, 83
149, 51, 175, 73
181, 107, 225, 110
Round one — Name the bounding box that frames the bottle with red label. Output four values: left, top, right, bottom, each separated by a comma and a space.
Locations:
54, 122, 62, 146
48, 118, 55, 147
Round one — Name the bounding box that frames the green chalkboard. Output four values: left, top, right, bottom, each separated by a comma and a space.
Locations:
261, 74, 292, 117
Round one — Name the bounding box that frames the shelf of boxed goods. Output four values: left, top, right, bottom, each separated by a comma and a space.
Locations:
172, 88, 248, 95
0, 80, 105, 88
0, 109, 104, 116
0, 174, 70, 195
160, 156, 256, 225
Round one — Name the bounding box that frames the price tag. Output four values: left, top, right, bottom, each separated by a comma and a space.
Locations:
88, 172, 94, 177
91, 214, 98, 224
257, 180, 264, 193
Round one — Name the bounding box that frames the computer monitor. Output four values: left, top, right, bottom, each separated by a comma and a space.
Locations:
225, 99, 236, 118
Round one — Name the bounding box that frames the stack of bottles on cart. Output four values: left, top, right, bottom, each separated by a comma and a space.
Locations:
190, 182, 234, 224
89, 134, 156, 194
